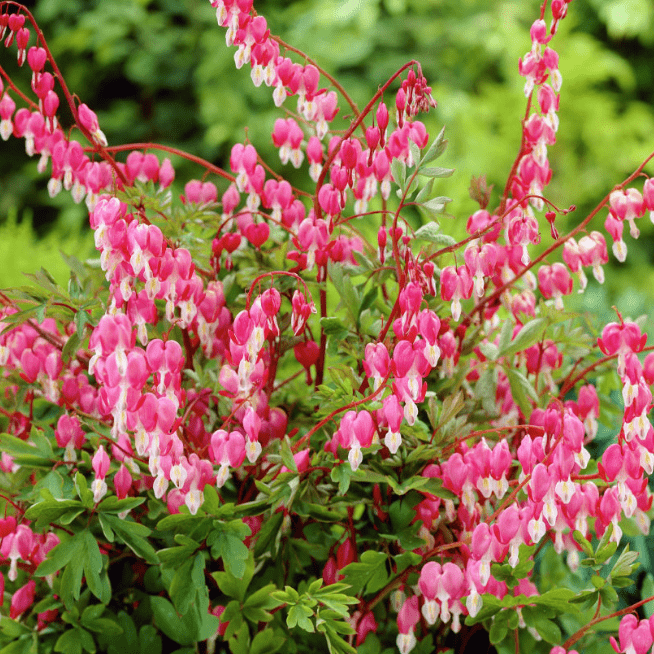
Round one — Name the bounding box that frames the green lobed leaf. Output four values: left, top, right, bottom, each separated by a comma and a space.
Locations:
212, 552, 254, 602
150, 596, 193, 646
169, 554, 205, 614
209, 519, 251, 579
287, 604, 314, 632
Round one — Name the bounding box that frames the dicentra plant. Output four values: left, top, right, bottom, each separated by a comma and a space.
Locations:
0, 1, 653, 653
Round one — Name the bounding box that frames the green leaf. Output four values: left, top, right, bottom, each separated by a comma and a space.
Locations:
331, 464, 352, 495
0, 619, 31, 640
228, 621, 250, 654
505, 367, 538, 416
0, 433, 52, 467
0, 638, 32, 654
644, 575, 654, 618
572, 530, 594, 558
390, 158, 406, 190
595, 522, 614, 555
139, 625, 162, 654
35, 532, 84, 577
596, 541, 618, 565
320, 317, 349, 339
413, 223, 456, 247
599, 584, 619, 605
170, 554, 205, 614
101, 514, 159, 564
150, 596, 193, 646
60, 551, 85, 609
97, 496, 146, 514
212, 553, 254, 602
611, 544, 639, 577
156, 512, 204, 532
475, 366, 497, 415
287, 605, 314, 632
418, 166, 455, 178
55, 629, 83, 654
81, 605, 122, 636
200, 483, 221, 514
499, 318, 547, 358
488, 616, 508, 644
209, 519, 251, 579
294, 501, 340, 523
244, 584, 284, 612
341, 551, 389, 595
420, 126, 448, 164
25, 498, 85, 530
253, 510, 284, 557
408, 141, 421, 170
533, 616, 562, 644
82, 530, 106, 603
420, 196, 453, 216
250, 629, 286, 654
280, 436, 297, 473
478, 341, 499, 360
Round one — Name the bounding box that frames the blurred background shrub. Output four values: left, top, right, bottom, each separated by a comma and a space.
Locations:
0, 0, 653, 305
